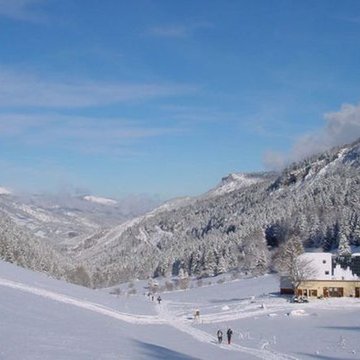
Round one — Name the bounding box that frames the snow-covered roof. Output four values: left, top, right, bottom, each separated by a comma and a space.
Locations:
298, 252, 360, 281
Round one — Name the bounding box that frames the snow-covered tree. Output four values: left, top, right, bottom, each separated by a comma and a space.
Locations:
337, 233, 352, 257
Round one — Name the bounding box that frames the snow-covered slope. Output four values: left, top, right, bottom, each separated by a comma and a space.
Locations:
75, 138, 360, 285
2, 139, 360, 288
1, 260, 359, 360
83, 195, 117, 205
0, 192, 159, 247
0, 186, 11, 195
205, 173, 266, 198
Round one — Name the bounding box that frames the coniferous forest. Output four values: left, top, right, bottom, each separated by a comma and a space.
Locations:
1, 139, 360, 287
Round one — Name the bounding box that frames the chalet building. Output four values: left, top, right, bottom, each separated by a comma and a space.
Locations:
280, 253, 360, 298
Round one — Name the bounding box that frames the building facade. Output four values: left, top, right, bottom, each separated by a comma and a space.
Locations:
280, 253, 360, 298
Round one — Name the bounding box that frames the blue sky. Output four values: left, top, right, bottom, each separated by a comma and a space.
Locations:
1, 0, 360, 199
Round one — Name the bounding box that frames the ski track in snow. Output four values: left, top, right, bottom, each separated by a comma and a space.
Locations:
3, 276, 359, 359
0, 278, 165, 325
157, 301, 299, 360
8, 277, 355, 359
0, 277, 298, 359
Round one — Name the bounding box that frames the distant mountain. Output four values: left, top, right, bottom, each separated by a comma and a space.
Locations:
75, 138, 360, 286
0, 186, 11, 195
204, 172, 271, 198
0, 212, 77, 282
83, 195, 117, 206
0, 192, 160, 248
0, 191, 161, 286
1, 139, 360, 288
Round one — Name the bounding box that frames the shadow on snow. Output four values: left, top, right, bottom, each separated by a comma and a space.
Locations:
134, 340, 201, 360
319, 326, 360, 332
297, 353, 353, 360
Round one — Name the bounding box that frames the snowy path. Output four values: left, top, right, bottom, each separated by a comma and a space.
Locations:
165, 295, 360, 325
8, 277, 357, 360
166, 299, 290, 324
157, 300, 299, 360
0, 277, 298, 359
0, 278, 165, 325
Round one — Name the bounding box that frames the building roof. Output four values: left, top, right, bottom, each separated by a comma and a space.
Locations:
298, 252, 360, 281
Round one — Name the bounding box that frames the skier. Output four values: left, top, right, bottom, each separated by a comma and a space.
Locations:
227, 328, 233, 345
157, 295, 162, 304
217, 329, 223, 344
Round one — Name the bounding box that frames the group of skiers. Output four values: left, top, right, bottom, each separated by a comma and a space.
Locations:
217, 328, 233, 345
146, 293, 234, 345
147, 292, 162, 304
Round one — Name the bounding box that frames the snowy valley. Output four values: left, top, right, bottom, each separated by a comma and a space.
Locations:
0, 260, 359, 360
3, 2, 360, 359
74, 138, 360, 285
0, 140, 359, 359
1, 139, 360, 287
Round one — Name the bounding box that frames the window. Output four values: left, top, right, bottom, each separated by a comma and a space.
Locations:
328, 287, 344, 297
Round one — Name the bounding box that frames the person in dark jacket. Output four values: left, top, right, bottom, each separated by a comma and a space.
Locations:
157, 295, 162, 304
226, 328, 233, 344
217, 329, 223, 344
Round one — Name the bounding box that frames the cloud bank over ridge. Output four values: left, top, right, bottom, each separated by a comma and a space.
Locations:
263, 103, 360, 169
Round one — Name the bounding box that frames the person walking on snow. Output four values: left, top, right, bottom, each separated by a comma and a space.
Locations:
227, 328, 233, 345
217, 329, 223, 344
157, 295, 162, 304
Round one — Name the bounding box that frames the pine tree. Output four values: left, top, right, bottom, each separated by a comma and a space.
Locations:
337, 233, 352, 257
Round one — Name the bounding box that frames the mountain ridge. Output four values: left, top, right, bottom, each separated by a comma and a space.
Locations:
1, 138, 360, 287
75, 138, 360, 286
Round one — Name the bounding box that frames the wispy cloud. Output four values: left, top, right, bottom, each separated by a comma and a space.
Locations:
0, 0, 47, 22
148, 25, 189, 38
0, 157, 91, 195
0, 113, 184, 156
335, 14, 360, 24
262, 150, 287, 171
0, 67, 197, 108
159, 104, 238, 124
263, 102, 360, 169
147, 21, 212, 38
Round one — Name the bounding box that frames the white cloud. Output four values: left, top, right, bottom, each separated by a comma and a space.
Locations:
0, 67, 197, 108
291, 103, 360, 160
262, 150, 286, 170
263, 103, 360, 169
0, 0, 47, 22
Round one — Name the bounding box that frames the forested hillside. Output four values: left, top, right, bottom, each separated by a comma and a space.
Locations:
0, 213, 94, 286
1, 139, 360, 287
72, 139, 360, 286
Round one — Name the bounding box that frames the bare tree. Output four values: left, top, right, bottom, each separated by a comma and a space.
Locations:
275, 236, 316, 291
288, 255, 317, 291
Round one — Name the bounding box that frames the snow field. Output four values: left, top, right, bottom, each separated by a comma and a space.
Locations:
1, 262, 360, 359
